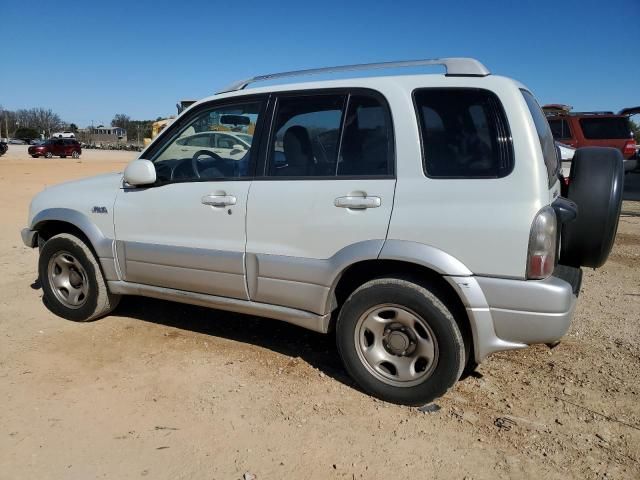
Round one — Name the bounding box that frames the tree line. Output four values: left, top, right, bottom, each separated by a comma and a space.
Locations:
110, 114, 160, 143
0, 105, 68, 140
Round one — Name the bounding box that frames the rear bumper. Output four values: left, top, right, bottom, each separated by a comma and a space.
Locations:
624, 158, 637, 172
447, 266, 582, 363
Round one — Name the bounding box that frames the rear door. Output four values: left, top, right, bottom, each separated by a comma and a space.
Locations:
245, 90, 396, 314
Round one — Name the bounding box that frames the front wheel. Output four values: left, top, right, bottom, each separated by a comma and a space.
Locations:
72, 151, 80, 159
38, 233, 120, 321
336, 277, 465, 406
44, 151, 53, 158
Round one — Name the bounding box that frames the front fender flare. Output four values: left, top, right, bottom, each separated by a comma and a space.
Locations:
31, 208, 113, 258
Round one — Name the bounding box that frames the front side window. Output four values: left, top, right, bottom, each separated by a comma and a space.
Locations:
414, 88, 514, 178
267, 92, 394, 178
152, 101, 260, 184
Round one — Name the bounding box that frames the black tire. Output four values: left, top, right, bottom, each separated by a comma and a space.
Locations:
72, 151, 80, 159
561, 147, 624, 268
38, 233, 120, 321
336, 277, 465, 406
44, 152, 53, 158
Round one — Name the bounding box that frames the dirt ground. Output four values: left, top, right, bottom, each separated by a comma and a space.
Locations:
1, 145, 638, 480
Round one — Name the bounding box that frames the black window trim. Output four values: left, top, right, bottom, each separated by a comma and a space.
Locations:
255, 87, 396, 181
412, 87, 515, 180
140, 93, 269, 187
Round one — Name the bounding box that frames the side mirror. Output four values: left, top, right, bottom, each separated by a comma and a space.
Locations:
124, 159, 156, 186
232, 144, 246, 151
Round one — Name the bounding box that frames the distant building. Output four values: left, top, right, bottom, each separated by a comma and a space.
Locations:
75, 126, 128, 144
90, 126, 127, 143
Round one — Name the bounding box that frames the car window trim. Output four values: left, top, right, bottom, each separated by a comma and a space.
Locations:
141, 94, 269, 187
256, 87, 396, 180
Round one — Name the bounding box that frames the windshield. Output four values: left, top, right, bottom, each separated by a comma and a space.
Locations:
579, 117, 630, 140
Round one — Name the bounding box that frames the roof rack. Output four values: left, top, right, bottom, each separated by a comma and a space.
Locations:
218, 57, 490, 93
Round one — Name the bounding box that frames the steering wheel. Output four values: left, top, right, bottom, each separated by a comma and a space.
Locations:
191, 149, 224, 179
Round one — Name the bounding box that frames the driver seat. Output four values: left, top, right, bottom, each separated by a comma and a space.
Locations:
277, 126, 313, 176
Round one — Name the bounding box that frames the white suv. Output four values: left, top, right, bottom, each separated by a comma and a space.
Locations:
22, 58, 624, 405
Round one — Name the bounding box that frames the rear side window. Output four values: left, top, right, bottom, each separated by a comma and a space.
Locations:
579, 117, 630, 139
338, 95, 393, 176
521, 90, 559, 186
267, 91, 394, 178
414, 88, 513, 178
548, 118, 573, 140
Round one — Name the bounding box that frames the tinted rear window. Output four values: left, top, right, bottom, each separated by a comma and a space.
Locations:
579, 117, 630, 139
521, 90, 559, 186
414, 88, 514, 178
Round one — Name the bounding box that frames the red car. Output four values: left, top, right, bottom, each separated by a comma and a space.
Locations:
28, 138, 82, 158
543, 104, 639, 171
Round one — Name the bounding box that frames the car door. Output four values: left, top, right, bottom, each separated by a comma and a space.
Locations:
245, 90, 396, 314
114, 97, 266, 300
53, 139, 64, 156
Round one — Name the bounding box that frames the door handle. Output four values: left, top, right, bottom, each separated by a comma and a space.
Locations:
334, 196, 381, 209
201, 194, 236, 207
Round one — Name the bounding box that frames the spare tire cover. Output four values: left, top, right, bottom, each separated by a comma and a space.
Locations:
560, 147, 623, 268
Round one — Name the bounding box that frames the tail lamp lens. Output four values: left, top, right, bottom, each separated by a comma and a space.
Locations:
527, 206, 557, 279
623, 140, 636, 156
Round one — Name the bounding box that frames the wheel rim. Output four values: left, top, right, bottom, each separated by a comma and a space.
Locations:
47, 251, 89, 309
354, 304, 439, 387
72, 151, 79, 158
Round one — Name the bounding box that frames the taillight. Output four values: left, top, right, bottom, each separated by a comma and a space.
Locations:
526, 206, 557, 279
623, 139, 636, 156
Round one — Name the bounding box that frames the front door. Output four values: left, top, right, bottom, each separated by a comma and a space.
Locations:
245, 91, 396, 314
114, 98, 265, 300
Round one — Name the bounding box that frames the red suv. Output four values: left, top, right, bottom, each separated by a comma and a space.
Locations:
28, 138, 82, 159
544, 105, 638, 172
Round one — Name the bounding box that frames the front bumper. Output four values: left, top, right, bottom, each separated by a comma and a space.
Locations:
448, 265, 582, 362
21, 228, 37, 248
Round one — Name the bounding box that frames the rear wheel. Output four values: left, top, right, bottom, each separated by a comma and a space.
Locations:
38, 233, 120, 321
44, 151, 53, 158
72, 151, 80, 159
336, 277, 465, 406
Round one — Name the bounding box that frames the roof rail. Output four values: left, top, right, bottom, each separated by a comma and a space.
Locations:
218, 57, 490, 93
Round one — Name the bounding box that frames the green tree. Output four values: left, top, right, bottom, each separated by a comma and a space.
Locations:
14, 127, 39, 140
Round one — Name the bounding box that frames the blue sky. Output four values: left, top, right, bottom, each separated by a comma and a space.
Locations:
1, 0, 637, 127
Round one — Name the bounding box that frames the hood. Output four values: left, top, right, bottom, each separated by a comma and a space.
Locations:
45, 171, 124, 191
